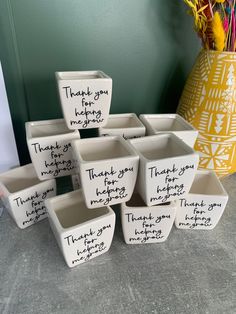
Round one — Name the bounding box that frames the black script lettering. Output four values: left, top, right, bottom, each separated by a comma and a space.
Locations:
94, 89, 109, 101
156, 183, 185, 195
118, 167, 134, 179
103, 193, 128, 205
90, 199, 104, 205
42, 187, 54, 199
50, 151, 64, 159
96, 186, 126, 198
70, 117, 104, 128
180, 198, 206, 208
155, 214, 171, 223
13, 191, 41, 207
208, 202, 222, 211
97, 224, 112, 236
63, 142, 71, 152
125, 212, 154, 223
22, 211, 46, 226
86, 167, 117, 180
31, 142, 61, 154
148, 164, 178, 178
104, 177, 118, 186
63, 86, 92, 99
64, 229, 95, 246
178, 164, 194, 176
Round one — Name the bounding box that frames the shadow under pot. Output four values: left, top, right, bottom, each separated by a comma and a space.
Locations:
127, 133, 199, 206
45, 189, 116, 267
121, 192, 177, 244
0, 164, 56, 229
26, 118, 80, 180
56, 70, 112, 130
175, 170, 228, 230
72, 136, 139, 209
139, 114, 198, 148
98, 113, 146, 139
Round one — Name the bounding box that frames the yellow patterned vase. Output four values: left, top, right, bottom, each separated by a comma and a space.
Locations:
177, 49, 236, 177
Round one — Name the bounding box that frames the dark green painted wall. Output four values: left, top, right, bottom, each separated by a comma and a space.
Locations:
0, 0, 200, 164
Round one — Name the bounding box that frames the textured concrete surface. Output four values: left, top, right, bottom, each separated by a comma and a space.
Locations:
0, 174, 235, 314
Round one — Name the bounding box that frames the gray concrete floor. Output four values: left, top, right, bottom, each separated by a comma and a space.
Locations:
0, 174, 236, 314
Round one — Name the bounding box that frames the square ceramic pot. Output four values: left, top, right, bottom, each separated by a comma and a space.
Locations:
121, 192, 177, 244
72, 136, 139, 209
139, 114, 198, 147
45, 189, 116, 267
26, 119, 80, 180
175, 170, 228, 230
98, 113, 146, 139
56, 71, 112, 130
0, 164, 56, 229
128, 134, 199, 206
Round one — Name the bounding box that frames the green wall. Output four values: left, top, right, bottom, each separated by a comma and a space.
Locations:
0, 0, 200, 164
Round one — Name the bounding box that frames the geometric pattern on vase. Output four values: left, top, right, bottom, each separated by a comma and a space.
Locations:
177, 49, 236, 177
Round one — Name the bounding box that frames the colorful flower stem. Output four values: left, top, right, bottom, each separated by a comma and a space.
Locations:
183, 0, 236, 51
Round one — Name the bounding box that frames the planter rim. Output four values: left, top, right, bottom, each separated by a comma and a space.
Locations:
45, 189, 114, 232
139, 113, 197, 132
128, 133, 196, 162
100, 113, 145, 130
72, 135, 139, 164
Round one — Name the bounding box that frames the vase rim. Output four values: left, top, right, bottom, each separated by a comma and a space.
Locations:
201, 48, 236, 55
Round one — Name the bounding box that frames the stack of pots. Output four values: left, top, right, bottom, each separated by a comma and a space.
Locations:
0, 71, 228, 268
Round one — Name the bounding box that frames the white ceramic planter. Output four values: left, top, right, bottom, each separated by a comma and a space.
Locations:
139, 114, 198, 147
0, 164, 56, 229
72, 136, 139, 209
128, 134, 199, 206
98, 113, 146, 139
175, 170, 228, 230
26, 119, 80, 180
56, 71, 112, 130
45, 189, 116, 267
121, 192, 177, 244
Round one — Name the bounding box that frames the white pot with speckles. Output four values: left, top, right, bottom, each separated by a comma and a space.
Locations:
139, 114, 198, 147
98, 113, 146, 139
26, 118, 80, 180
45, 189, 116, 268
0, 164, 56, 229
127, 133, 199, 206
56, 70, 112, 130
121, 192, 177, 244
72, 136, 139, 209
175, 170, 228, 230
